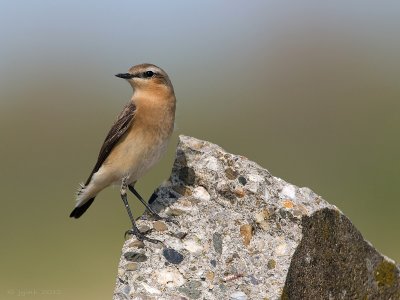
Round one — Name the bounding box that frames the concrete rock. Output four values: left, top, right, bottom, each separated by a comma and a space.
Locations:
113, 135, 400, 300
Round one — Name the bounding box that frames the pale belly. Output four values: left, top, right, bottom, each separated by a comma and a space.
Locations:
95, 129, 170, 188
122, 138, 168, 184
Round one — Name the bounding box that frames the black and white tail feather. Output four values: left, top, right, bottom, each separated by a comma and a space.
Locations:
70, 182, 96, 219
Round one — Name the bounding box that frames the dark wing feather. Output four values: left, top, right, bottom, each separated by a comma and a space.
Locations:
84, 101, 136, 185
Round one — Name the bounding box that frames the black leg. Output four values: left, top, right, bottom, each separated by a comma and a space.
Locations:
121, 178, 161, 244
128, 185, 179, 225
128, 185, 163, 218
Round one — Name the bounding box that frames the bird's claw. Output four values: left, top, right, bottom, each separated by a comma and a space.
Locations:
162, 216, 180, 226
142, 211, 180, 226
124, 228, 162, 244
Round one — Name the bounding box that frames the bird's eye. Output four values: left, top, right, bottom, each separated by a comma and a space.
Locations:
144, 71, 154, 78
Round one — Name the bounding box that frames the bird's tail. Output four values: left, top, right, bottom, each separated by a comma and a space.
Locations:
69, 197, 95, 218
70, 183, 96, 218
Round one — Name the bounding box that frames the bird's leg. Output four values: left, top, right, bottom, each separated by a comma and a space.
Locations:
128, 184, 162, 218
120, 178, 161, 244
128, 185, 179, 225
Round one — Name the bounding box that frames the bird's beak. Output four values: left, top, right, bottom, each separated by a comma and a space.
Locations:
115, 73, 134, 79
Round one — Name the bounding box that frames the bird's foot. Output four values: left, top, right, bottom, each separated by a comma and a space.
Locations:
143, 212, 180, 226
163, 216, 180, 226
124, 228, 162, 244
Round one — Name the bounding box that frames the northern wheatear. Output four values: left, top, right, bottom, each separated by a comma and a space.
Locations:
70, 63, 176, 243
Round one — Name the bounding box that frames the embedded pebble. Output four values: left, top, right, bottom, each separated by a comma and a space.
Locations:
206, 271, 215, 281
234, 187, 246, 198
172, 231, 188, 240
212, 233, 223, 254
128, 240, 145, 248
255, 209, 270, 230
205, 156, 220, 171
282, 199, 294, 209
239, 224, 253, 246
117, 268, 125, 277
163, 248, 184, 264
153, 221, 168, 232
187, 138, 204, 150
299, 187, 317, 201
124, 262, 138, 271
183, 239, 203, 255
138, 225, 151, 234
124, 252, 148, 263
165, 207, 186, 216
172, 185, 192, 196
238, 176, 247, 185
267, 259, 276, 269
225, 167, 238, 179
249, 274, 260, 285
248, 174, 264, 183
210, 259, 217, 267
155, 268, 185, 287
230, 291, 248, 300
280, 185, 296, 200
178, 281, 202, 299
247, 174, 264, 193
141, 282, 161, 295
122, 285, 130, 295
275, 243, 287, 256
192, 186, 211, 202
264, 189, 271, 200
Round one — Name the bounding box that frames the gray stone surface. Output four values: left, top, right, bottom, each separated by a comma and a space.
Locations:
113, 135, 400, 300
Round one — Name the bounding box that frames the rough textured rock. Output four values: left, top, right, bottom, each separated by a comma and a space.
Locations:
113, 135, 400, 300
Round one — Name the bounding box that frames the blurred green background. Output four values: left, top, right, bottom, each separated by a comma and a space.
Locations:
1, 1, 399, 299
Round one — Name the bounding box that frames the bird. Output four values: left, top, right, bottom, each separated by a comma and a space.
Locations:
70, 63, 176, 243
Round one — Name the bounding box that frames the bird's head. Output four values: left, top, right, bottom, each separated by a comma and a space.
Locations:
115, 63, 173, 94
